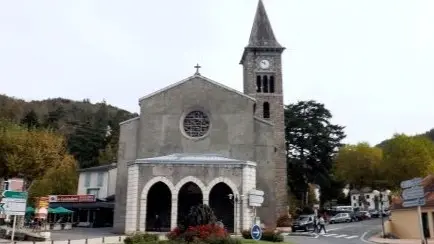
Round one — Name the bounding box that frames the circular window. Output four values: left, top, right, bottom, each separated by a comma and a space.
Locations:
182, 111, 210, 138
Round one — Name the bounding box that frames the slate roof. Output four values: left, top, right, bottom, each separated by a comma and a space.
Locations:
247, 0, 283, 48
78, 163, 117, 172
133, 153, 255, 166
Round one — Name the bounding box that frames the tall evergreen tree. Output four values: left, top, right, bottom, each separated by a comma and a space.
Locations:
20, 109, 40, 130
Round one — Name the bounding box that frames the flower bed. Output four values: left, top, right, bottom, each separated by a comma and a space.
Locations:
241, 229, 284, 242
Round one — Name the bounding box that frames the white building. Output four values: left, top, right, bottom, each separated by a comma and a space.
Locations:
350, 189, 391, 211
77, 163, 117, 199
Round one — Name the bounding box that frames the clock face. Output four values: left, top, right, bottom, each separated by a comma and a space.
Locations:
259, 59, 270, 69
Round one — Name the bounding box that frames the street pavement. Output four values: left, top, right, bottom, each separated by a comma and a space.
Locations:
286, 219, 382, 244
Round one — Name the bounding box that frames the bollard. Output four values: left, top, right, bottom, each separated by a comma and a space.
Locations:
102, 236, 105, 243
68, 239, 70, 244
33, 241, 36, 244
118, 236, 121, 242
51, 240, 54, 244
85, 239, 88, 244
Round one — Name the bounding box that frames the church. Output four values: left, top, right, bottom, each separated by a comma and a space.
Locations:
113, 0, 288, 234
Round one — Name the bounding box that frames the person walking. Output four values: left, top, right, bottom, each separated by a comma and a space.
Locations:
312, 215, 318, 233
318, 215, 327, 234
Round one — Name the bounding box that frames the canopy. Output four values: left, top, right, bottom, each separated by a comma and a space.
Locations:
25, 206, 34, 213
47, 208, 57, 214
53, 207, 73, 214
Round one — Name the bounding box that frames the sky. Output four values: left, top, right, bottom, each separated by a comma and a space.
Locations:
1, 0, 434, 145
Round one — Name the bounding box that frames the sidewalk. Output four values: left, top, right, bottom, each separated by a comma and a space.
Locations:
370, 235, 432, 244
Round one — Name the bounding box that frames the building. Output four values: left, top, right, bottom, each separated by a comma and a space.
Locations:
77, 163, 117, 200
113, 0, 287, 234
387, 175, 434, 240
350, 188, 391, 211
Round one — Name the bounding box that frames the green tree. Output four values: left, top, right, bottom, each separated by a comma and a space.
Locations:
333, 142, 383, 189
20, 109, 40, 130
380, 134, 434, 189
285, 100, 346, 205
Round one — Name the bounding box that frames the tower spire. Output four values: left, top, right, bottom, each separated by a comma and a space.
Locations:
247, 0, 282, 48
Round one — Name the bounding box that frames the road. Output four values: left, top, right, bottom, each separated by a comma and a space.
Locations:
286, 219, 382, 244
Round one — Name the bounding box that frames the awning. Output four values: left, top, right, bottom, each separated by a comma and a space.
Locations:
49, 202, 114, 209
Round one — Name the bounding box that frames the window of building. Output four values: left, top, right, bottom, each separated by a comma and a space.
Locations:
84, 173, 91, 187
87, 188, 99, 197
366, 195, 370, 199
263, 102, 270, 119
183, 111, 210, 138
269, 76, 275, 93
353, 196, 356, 200
256, 76, 261, 92
263, 75, 269, 93
97, 172, 104, 187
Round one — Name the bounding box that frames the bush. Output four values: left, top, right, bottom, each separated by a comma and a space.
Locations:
241, 229, 284, 242
124, 232, 159, 244
168, 224, 228, 242
180, 204, 217, 231
276, 214, 292, 227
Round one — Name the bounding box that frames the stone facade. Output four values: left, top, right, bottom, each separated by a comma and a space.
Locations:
113, 0, 287, 233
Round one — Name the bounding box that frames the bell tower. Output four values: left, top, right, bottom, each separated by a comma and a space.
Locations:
240, 0, 287, 225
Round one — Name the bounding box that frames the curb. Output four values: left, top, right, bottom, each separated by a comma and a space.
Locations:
285, 232, 316, 237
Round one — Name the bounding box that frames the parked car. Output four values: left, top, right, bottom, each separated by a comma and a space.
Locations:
358, 211, 371, 220
291, 214, 315, 232
329, 213, 352, 224
369, 209, 380, 218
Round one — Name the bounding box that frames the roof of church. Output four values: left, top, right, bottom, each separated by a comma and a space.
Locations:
134, 153, 255, 165
138, 74, 255, 103
246, 0, 283, 49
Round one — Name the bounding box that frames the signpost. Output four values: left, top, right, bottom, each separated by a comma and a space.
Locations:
401, 177, 426, 243
251, 224, 262, 241
1, 190, 28, 243
248, 189, 265, 226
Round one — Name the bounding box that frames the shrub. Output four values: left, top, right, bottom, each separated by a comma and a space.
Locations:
181, 204, 217, 231
124, 232, 159, 244
241, 229, 284, 242
168, 224, 228, 242
276, 214, 292, 227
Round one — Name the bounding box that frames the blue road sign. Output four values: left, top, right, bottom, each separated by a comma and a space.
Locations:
251, 224, 262, 241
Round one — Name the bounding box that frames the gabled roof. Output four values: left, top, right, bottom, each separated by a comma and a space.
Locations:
138, 74, 255, 103
78, 163, 117, 172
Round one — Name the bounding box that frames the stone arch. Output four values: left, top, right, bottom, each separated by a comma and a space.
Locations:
174, 176, 207, 198
139, 176, 176, 232
205, 177, 240, 197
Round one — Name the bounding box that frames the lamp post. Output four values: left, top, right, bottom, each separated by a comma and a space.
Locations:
373, 190, 391, 238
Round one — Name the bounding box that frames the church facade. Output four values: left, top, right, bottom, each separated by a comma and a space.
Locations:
113, 0, 288, 234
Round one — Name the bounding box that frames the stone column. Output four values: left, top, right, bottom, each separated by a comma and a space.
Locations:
125, 165, 139, 233
139, 199, 147, 232
171, 195, 178, 230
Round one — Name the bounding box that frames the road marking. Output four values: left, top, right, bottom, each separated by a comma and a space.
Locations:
327, 228, 342, 232
335, 234, 348, 238
360, 229, 376, 243
346, 235, 359, 239
322, 233, 337, 237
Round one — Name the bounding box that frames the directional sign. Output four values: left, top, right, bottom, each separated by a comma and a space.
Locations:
403, 198, 426, 208
402, 186, 425, 200
401, 178, 423, 189
2, 191, 28, 199
251, 224, 262, 241
0, 198, 26, 215
249, 189, 265, 207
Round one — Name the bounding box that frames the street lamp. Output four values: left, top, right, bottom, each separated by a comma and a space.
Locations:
373, 190, 390, 238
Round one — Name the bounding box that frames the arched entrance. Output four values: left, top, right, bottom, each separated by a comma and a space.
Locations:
209, 182, 234, 232
146, 182, 172, 232
177, 182, 203, 225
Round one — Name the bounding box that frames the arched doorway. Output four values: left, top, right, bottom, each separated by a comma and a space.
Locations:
177, 182, 203, 225
209, 182, 234, 232
146, 182, 172, 232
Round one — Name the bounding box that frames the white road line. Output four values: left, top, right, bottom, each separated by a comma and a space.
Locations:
345, 235, 359, 239
327, 228, 342, 232
360, 230, 376, 243
322, 233, 337, 237
335, 234, 348, 238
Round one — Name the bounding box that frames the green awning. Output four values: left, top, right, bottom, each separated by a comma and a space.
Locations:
53, 206, 73, 214
48, 208, 57, 214
26, 206, 34, 213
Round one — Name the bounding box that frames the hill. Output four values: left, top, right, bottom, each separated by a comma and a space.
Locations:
0, 94, 137, 168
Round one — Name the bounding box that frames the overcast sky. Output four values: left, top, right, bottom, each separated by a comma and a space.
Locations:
1, 0, 433, 145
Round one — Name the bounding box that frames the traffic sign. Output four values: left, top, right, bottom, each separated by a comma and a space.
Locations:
401, 178, 423, 189
402, 186, 425, 200
251, 224, 262, 241
0, 198, 26, 215
249, 189, 265, 207
2, 190, 28, 199
403, 198, 426, 208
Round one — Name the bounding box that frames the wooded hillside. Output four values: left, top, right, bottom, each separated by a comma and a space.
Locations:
0, 94, 137, 169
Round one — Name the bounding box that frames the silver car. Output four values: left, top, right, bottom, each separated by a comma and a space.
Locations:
329, 213, 352, 224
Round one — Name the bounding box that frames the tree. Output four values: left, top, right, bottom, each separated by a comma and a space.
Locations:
380, 134, 434, 189
285, 100, 346, 205
333, 142, 383, 189
20, 109, 40, 130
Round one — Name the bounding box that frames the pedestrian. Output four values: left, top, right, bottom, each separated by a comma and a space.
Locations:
312, 215, 318, 233
318, 215, 326, 234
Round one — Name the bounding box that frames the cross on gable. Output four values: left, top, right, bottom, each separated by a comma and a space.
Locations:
194, 63, 201, 75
